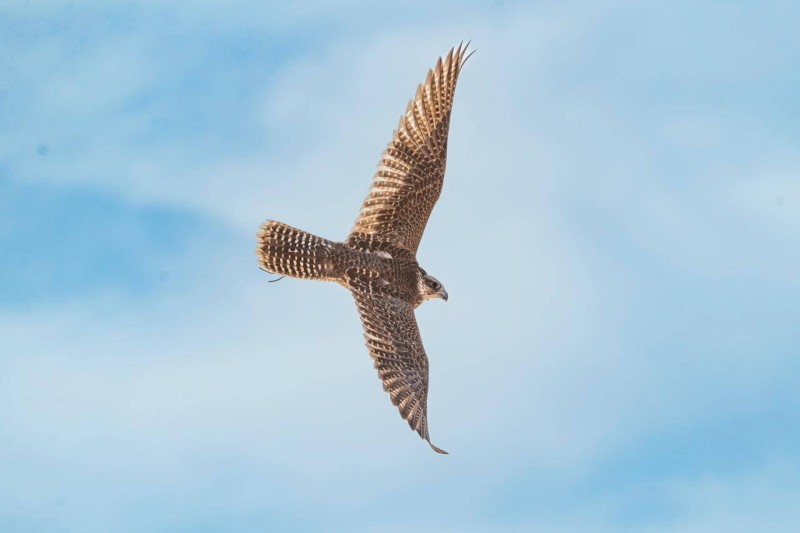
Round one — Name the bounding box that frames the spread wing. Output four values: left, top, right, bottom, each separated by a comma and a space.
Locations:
352, 291, 447, 454
348, 43, 473, 254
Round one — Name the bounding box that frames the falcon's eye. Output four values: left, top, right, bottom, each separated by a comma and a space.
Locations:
429, 281, 440, 290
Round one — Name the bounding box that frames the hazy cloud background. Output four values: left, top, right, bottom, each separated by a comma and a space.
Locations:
2, 1, 799, 531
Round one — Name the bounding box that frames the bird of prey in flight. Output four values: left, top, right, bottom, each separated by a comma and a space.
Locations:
257, 43, 473, 454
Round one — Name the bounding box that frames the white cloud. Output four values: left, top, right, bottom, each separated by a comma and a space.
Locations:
731, 158, 800, 228
2, 1, 800, 530
648, 458, 800, 533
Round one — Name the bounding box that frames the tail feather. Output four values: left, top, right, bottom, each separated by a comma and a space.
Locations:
257, 221, 336, 280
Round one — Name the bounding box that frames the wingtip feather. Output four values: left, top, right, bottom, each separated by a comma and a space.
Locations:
429, 441, 449, 455
459, 40, 476, 68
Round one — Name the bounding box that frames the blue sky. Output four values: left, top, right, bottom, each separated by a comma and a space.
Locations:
2, 1, 800, 531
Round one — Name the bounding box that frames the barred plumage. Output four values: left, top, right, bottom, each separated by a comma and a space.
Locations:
350, 43, 474, 253
257, 221, 338, 281
256, 43, 472, 454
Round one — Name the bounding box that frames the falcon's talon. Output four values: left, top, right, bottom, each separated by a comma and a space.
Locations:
255, 43, 472, 454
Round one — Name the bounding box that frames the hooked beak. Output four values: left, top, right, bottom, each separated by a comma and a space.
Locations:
439, 289, 448, 302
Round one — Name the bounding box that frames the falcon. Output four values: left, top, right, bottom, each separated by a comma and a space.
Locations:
257, 43, 473, 454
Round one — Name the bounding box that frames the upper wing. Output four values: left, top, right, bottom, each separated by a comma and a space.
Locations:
352, 291, 447, 454
348, 43, 473, 254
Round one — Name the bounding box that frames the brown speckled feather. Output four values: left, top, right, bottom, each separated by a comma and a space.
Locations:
352, 292, 447, 454
349, 42, 473, 254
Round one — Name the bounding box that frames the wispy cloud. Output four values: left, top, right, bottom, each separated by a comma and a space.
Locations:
2, 1, 799, 531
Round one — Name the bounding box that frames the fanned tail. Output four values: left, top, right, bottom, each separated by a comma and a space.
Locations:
257, 221, 337, 281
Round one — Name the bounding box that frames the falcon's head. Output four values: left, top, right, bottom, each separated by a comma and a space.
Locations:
419, 272, 448, 302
